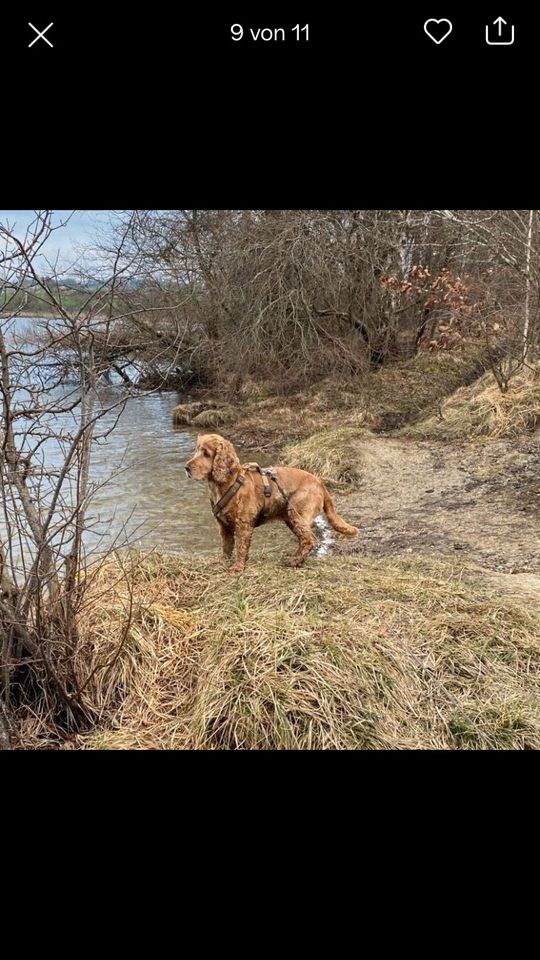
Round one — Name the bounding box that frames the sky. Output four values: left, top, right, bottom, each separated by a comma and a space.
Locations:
0, 210, 112, 269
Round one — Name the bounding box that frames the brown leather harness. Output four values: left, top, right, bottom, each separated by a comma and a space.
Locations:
211, 474, 246, 517
211, 463, 289, 520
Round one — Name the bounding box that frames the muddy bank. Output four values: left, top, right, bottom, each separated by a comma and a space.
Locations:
173, 386, 540, 579
334, 433, 540, 576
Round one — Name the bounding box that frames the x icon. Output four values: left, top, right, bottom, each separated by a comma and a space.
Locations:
28, 22, 54, 48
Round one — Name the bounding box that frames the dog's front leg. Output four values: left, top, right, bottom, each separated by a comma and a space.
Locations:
217, 520, 235, 560
230, 523, 253, 574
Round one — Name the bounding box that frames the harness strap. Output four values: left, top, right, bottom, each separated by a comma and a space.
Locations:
211, 474, 245, 517
263, 469, 289, 502
251, 463, 290, 516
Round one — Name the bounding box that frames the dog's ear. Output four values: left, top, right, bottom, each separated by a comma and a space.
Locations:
212, 437, 240, 483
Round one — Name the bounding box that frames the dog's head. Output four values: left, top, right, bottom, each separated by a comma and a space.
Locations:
185, 434, 240, 483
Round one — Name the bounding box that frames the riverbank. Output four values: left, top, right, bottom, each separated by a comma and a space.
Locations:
0, 286, 113, 317
174, 354, 540, 578
0, 309, 109, 321
14, 549, 540, 750
0, 310, 63, 318
174, 348, 488, 454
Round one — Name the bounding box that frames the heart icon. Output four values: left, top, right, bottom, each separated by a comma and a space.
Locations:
424, 18, 453, 44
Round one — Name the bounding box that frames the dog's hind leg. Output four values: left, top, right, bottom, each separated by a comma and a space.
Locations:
285, 502, 319, 568
284, 486, 324, 567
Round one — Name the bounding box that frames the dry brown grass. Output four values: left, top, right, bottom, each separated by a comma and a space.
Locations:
173, 349, 486, 454
279, 356, 537, 482
360, 349, 486, 432
401, 364, 540, 441
281, 428, 367, 486
173, 401, 234, 428
190, 408, 234, 428
15, 550, 540, 750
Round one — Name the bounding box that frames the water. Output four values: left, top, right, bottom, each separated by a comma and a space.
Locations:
84, 391, 221, 556
80, 393, 299, 559
1, 317, 329, 569
4, 386, 255, 561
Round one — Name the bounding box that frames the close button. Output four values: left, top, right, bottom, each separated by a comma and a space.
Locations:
28, 22, 54, 48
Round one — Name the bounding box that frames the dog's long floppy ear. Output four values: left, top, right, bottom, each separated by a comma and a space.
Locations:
211, 437, 240, 484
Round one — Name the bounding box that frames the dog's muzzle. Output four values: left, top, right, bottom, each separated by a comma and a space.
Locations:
185, 464, 192, 477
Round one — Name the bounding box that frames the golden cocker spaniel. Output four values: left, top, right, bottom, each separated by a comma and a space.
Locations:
185, 433, 358, 573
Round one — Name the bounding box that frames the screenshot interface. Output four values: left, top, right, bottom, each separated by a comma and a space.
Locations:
1, 8, 538, 754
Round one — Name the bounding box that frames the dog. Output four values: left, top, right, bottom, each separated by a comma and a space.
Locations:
185, 433, 358, 573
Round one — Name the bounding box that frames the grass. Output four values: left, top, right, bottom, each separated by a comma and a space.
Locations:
400, 363, 540, 441
282, 427, 365, 485
0, 286, 121, 317
174, 402, 235, 429
359, 349, 487, 431
16, 550, 540, 750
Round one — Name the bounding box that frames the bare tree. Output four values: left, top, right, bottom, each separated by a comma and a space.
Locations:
0, 211, 179, 742
109, 209, 538, 394
434, 210, 540, 372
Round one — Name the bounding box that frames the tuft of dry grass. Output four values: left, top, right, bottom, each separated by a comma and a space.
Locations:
173, 400, 206, 424
190, 408, 234, 428
282, 428, 366, 485
173, 401, 234, 428
16, 550, 540, 750
400, 364, 540, 441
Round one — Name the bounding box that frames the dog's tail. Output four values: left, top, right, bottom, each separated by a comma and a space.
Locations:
322, 484, 358, 536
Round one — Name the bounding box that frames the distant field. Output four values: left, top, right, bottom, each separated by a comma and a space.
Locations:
1, 286, 100, 315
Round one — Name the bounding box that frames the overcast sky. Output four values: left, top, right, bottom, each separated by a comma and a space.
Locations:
0, 210, 111, 268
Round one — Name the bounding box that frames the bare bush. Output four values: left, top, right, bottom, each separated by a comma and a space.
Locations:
103, 210, 540, 395
0, 211, 180, 744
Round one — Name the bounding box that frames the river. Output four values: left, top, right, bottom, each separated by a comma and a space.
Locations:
81, 390, 223, 555
1, 317, 332, 569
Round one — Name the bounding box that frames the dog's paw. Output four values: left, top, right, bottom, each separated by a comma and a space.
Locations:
229, 564, 245, 575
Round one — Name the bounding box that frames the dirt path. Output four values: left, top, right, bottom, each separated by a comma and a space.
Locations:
336, 433, 540, 586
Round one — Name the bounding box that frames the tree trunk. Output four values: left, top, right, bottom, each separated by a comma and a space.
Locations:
523, 209, 534, 361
